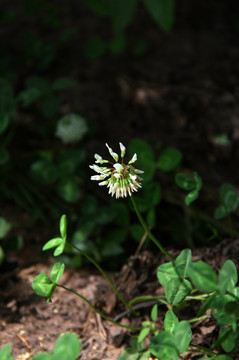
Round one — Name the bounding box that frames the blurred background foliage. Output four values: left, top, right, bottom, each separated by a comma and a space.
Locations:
0, 0, 239, 268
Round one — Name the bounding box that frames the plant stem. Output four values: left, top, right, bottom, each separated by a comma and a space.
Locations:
130, 196, 174, 260
68, 242, 131, 311
56, 284, 141, 331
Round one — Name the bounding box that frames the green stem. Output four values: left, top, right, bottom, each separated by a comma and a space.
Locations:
68, 242, 131, 311
189, 344, 218, 357
130, 196, 174, 260
57, 284, 141, 331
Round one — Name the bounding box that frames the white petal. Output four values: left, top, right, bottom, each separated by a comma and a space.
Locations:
113, 163, 123, 173
119, 142, 126, 158
129, 153, 137, 164
106, 143, 119, 162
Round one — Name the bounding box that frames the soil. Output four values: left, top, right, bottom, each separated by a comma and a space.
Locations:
1, 0, 239, 359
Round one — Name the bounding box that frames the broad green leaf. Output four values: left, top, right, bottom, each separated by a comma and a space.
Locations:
164, 310, 179, 333
101, 241, 124, 257
175, 173, 196, 191
108, 0, 138, 33
60, 215, 67, 239
214, 356, 233, 360
53, 242, 65, 256
146, 208, 156, 227
173, 321, 192, 354
212, 294, 239, 326
0, 217, 11, 238
52, 78, 77, 91
174, 249, 192, 277
157, 147, 182, 172
185, 189, 199, 206
33, 354, 52, 360
165, 278, 192, 305
138, 328, 150, 343
32, 272, 54, 297
0, 343, 14, 360
129, 139, 155, 182
157, 249, 191, 287
189, 261, 217, 292
51, 262, 65, 283
150, 332, 178, 360
0, 114, 10, 134
218, 260, 237, 294
52, 332, 81, 360
43, 238, 63, 251
151, 304, 158, 322
142, 0, 175, 32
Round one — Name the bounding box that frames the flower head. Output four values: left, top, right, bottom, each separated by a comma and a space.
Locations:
89, 143, 144, 199
56, 113, 88, 144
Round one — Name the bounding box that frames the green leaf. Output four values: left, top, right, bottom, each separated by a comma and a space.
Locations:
138, 328, 150, 343
26, 76, 50, 93
32, 272, 54, 297
214, 356, 233, 360
52, 78, 78, 91
52, 333, 81, 360
149, 332, 178, 360
108, 0, 138, 33
0, 114, 10, 134
157, 147, 182, 172
0, 217, 11, 239
0, 343, 14, 360
151, 304, 158, 322
218, 260, 238, 295
60, 215, 67, 238
217, 327, 236, 353
113, 202, 130, 227
189, 261, 217, 292
185, 189, 199, 206
142, 0, 175, 32
165, 278, 192, 305
0, 246, 5, 266
135, 182, 161, 213
129, 139, 155, 182
32, 354, 52, 360
164, 310, 179, 333
175, 173, 196, 191
43, 238, 63, 251
51, 263, 65, 283
173, 321, 192, 354
157, 249, 192, 305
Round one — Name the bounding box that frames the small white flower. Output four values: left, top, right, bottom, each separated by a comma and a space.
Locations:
55, 113, 88, 144
89, 142, 143, 199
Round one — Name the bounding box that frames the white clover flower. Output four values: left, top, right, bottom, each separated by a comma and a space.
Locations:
56, 113, 88, 144
89, 143, 144, 199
